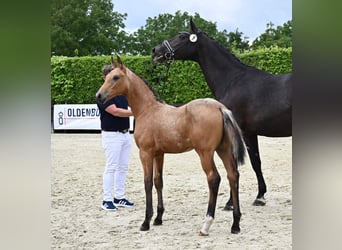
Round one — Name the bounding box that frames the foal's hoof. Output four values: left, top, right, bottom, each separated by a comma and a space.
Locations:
140, 222, 150, 231
252, 197, 266, 206
153, 218, 163, 226
231, 226, 240, 234
198, 231, 209, 236
223, 203, 234, 211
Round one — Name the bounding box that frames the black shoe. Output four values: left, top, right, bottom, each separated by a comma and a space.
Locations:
101, 201, 118, 211
113, 198, 134, 207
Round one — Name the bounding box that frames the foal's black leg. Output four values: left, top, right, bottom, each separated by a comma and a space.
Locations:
206, 171, 221, 217
216, 148, 241, 234
140, 152, 154, 231
153, 155, 165, 226
198, 153, 221, 236
141, 175, 153, 231
230, 167, 241, 234
223, 190, 234, 211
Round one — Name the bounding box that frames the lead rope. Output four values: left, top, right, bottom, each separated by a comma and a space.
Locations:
156, 60, 172, 102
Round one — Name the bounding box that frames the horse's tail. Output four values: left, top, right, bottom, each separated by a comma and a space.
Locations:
220, 108, 246, 166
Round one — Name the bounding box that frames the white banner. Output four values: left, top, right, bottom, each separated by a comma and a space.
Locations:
53, 104, 134, 131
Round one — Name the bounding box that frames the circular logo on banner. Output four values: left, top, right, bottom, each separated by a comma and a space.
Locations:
189, 34, 197, 43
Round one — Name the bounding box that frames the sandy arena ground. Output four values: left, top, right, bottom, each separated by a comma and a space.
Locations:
51, 133, 292, 249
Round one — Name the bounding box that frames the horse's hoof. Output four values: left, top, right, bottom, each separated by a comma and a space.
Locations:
223, 204, 234, 211
252, 197, 266, 206
198, 231, 209, 236
231, 226, 240, 234
153, 218, 162, 226
140, 222, 150, 231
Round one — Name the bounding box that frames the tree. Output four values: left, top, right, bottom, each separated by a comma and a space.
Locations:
51, 0, 127, 56
125, 11, 247, 56
251, 20, 292, 49
125, 11, 192, 55
226, 29, 250, 53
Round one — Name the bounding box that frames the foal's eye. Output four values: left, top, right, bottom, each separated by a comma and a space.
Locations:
113, 75, 120, 81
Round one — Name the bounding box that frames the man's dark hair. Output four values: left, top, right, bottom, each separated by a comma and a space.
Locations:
102, 64, 113, 76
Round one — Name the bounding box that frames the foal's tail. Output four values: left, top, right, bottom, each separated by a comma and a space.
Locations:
220, 108, 246, 166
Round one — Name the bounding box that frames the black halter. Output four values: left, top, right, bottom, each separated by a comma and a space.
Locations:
162, 40, 175, 60
162, 32, 192, 61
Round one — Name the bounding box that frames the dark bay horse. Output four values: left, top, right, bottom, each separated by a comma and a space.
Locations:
152, 18, 292, 210
96, 56, 246, 235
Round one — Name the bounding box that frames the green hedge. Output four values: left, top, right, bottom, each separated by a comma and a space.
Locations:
51, 47, 292, 104
239, 47, 292, 74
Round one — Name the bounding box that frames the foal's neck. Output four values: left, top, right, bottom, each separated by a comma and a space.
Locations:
125, 69, 158, 117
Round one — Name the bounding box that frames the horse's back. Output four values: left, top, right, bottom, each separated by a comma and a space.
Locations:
253, 72, 292, 136
223, 71, 292, 136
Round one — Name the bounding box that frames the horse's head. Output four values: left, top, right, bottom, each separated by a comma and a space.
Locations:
96, 56, 128, 104
152, 17, 201, 62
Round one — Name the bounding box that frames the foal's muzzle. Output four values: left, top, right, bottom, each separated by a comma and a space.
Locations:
95, 91, 108, 104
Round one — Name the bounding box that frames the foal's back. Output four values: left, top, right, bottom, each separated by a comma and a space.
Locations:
134, 98, 225, 154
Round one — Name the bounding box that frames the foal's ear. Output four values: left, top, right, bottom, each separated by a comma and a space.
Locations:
116, 55, 123, 66
190, 17, 198, 33
116, 55, 126, 72
111, 55, 118, 68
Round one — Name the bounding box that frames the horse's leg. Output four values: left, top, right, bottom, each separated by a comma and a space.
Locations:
197, 151, 221, 236
139, 150, 154, 231
245, 134, 266, 206
223, 133, 266, 209
153, 154, 165, 226
217, 149, 241, 234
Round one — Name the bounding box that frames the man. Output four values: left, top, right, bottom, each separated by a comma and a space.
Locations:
97, 64, 134, 211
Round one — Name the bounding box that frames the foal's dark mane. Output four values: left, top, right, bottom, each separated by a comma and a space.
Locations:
128, 67, 164, 103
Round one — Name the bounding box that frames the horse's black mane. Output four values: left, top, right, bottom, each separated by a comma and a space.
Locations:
198, 30, 253, 70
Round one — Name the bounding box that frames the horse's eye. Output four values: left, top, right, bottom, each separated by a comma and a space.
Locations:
113, 75, 120, 81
